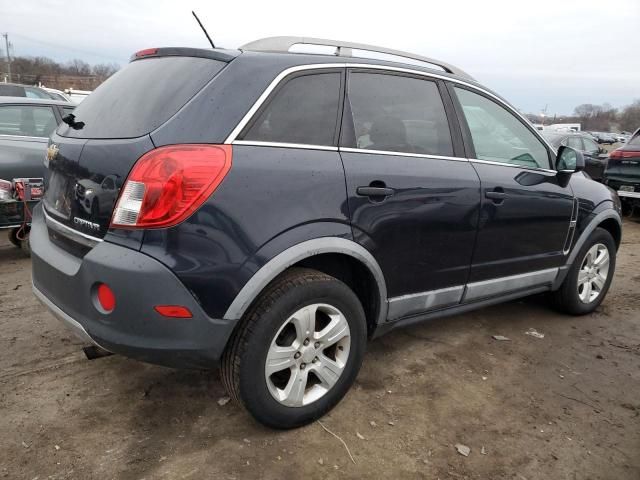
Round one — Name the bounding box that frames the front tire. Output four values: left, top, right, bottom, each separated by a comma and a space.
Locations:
221, 268, 367, 429
552, 227, 616, 315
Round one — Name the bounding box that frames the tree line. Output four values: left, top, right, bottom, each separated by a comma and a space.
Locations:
2, 55, 120, 90
528, 101, 640, 133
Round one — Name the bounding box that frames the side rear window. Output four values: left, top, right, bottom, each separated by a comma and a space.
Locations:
0, 105, 58, 137
566, 136, 583, 150
240, 72, 341, 146
345, 72, 454, 156
61, 57, 225, 139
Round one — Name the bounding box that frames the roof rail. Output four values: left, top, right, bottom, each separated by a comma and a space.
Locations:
240, 36, 474, 80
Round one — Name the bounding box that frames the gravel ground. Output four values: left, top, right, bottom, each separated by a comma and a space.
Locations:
0, 216, 639, 480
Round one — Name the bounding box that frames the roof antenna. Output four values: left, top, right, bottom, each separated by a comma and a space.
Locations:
192, 11, 215, 48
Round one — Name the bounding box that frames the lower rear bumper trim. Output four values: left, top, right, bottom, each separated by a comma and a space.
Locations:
32, 282, 102, 348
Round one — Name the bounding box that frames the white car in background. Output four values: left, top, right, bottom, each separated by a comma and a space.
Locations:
65, 89, 92, 104
41, 87, 72, 102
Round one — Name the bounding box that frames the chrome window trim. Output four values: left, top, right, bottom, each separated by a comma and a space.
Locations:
0, 133, 48, 141
43, 208, 102, 247
232, 140, 338, 151
225, 62, 558, 160
340, 147, 468, 162
470, 158, 557, 174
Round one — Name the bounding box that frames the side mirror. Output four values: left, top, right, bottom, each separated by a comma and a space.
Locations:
556, 145, 585, 173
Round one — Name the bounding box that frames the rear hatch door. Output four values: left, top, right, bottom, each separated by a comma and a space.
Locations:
606, 133, 640, 191
42, 53, 229, 248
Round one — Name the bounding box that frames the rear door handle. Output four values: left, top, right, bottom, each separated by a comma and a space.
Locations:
356, 186, 395, 197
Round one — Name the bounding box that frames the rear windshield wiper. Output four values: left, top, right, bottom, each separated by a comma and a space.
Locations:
62, 113, 85, 130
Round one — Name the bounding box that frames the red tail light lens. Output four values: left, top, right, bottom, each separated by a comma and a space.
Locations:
111, 144, 232, 229
154, 305, 193, 318
96, 283, 116, 312
609, 149, 640, 160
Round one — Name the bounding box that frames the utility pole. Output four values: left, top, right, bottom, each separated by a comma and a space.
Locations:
2, 33, 11, 82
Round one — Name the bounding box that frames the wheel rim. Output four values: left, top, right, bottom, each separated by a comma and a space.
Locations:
577, 243, 610, 304
264, 303, 351, 407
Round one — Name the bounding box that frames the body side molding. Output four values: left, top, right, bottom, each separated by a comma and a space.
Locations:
223, 237, 389, 324
387, 286, 464, 320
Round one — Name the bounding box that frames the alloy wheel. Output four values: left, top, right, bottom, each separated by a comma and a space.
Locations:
265, 303, 351, 407
577, 243, 610, 303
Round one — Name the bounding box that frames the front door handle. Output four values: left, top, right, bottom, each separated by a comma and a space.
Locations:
356, 186, 395, 197
485, 187, 506, 203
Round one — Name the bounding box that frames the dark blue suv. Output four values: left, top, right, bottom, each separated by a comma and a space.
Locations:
31, 37, 622, 428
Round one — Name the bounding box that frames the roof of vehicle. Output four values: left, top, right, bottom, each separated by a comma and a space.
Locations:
240, 36, 475, 79
0, 96, 74, 107
134, 39, 481, 87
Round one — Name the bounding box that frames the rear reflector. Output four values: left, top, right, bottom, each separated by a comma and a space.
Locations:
154, 305, 193, 318
111, 144, 232, 229
96, 283, 116, 312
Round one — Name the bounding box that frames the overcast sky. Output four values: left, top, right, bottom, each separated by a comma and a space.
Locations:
2, 0, 639, 115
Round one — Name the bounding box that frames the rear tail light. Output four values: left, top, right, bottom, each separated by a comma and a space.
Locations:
609, 149, 640, 160
111, 144, 232, 229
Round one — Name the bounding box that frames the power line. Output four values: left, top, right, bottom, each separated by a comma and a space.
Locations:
9, 32, 124, 63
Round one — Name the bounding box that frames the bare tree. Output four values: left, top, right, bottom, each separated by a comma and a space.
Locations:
92, 62, 119, 80
65, 58, 91, 76
618, 100, 640, 133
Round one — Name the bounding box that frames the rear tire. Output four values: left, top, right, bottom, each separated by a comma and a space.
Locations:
8, 228, 21, 248
20, 234, 31, 257
552, 227, 616, 315
221, 267, 367, 429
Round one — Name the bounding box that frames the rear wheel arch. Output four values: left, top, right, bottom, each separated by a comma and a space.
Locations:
223, 238, 388, 330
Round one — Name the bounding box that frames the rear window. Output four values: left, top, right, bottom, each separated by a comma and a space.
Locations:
0, 105, 58, 137
0, 85, 26, 97
60, 56, 225, 139
628, 132, 640, 147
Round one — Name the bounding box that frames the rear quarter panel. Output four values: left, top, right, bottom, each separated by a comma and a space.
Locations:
141, 145, 350, 319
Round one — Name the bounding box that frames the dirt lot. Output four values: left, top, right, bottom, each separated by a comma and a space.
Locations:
1, 217, 639, 480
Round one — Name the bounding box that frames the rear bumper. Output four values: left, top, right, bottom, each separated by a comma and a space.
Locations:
617, 191, 640, 199
30, 205, 238, 369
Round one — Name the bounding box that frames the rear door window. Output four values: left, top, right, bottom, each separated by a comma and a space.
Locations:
0, 105, 58, 137
62, 56, 226, 139
566, 136, 583, 150
454, 87, 550, 169
583, 137, 600, 154
240, 72, 342, 146
345, 72, 454, 156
